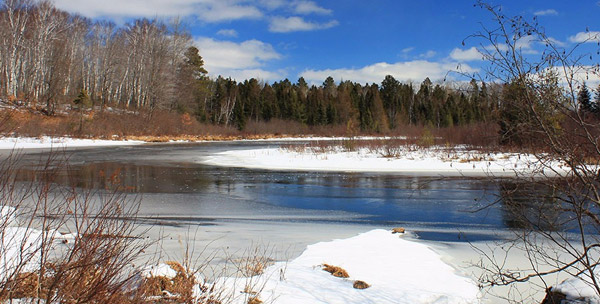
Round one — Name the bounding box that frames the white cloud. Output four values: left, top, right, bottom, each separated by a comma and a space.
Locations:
546, 37, 566, 47
480, 36, 539, 55
52, 0, 263, 22
269, 16, 338, 33
292, 1, 332, 15
418, 50, 436, 59
539, 66, 600, 92
401, 47, 414, 54
224, 69, 287, 82
569, 31, 600, 43
534, 9, 558, 16
216, 29, 238, 37
194, 37, 284, 81
193, 1, 263, 23
450, 47, 483, 61
300, 60, 478, 85
515, 35, 539, 54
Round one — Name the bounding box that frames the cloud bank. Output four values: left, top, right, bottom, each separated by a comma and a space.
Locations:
300, 60, 477, 85
269, 16, 339, 33
569, 31, 600, 43
53, 0, 263, 22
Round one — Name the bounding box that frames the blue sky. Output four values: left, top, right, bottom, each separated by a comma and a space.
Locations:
52, 0, 600, 85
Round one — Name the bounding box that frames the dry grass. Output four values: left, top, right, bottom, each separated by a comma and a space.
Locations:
139, 261, 199, 302
392, 227, 405, 234
247, 296, 263, 304
2, 272, 41, 299
233, 256, 273, 277
352, 280, 370, 289
322, 264, 349, 278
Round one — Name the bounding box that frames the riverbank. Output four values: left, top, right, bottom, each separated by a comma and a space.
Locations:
201, 145, 567, 177
0, 135, 395, 150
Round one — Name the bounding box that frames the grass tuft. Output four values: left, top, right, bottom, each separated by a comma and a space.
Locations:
322, 264, 349, 278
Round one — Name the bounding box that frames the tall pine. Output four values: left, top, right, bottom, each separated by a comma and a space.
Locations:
578, 82, 594, 114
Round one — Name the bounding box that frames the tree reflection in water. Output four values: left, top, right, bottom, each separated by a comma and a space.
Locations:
499, 180, 600, 235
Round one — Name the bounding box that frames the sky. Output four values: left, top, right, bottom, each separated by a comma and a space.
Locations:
51, 0, 600, 86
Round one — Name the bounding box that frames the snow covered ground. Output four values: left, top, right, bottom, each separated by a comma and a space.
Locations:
2, 202, 479, 303
215, 229, 480, 304
0, 136, 145, 150
0, 206, 76, 281
201, 146, 568, 176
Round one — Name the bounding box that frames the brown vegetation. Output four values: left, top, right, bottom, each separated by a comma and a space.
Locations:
392, 227, 405, 234
138, 261, 201, 303
247, 296, 263, 304
352, 280, 371, 290
322, 264, 349, 278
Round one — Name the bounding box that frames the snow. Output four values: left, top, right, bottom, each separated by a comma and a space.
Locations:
0, 136, 145, 150
142, 263, 178, 279
0, 206, 76, 281
554, 270, 600, 302
0, 226, 44, 279
216, 229, 480, 304
1, 206, 16, 225
201, 146, 567, 176
235, 136, 398, 142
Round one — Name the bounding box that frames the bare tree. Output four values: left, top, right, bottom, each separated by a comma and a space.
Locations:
0, 0, 32, 100
466, 2, 600, 302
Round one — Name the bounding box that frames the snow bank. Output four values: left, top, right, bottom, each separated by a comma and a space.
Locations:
0, 206, 76, 280
553, 270, 600, 302
202, 146, 567, 176
0, 136, 145, 150
236, 136, 398, 142
216, 229, 479, 304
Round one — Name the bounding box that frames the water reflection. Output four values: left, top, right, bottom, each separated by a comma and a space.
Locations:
499, 181, 579, 233
14, 159, 508, 241
8, 143, 558, 242
16, 162, 212, 193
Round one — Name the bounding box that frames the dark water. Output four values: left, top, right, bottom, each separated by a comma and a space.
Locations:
11, 141, 522, 242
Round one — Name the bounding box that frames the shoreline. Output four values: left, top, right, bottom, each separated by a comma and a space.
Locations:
0, 135, 570, 177
200, 146, 567, 177
0, 135, 392, 150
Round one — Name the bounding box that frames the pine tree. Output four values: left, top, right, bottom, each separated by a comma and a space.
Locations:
73, 89, 91, 109
578, 82, 593, 114
183, 46, 208, 78
381, 75, 400, 129
594, 84, 600, 114
73, 89, 91, 132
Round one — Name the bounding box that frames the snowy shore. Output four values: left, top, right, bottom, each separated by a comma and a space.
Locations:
1, 202, 479, 303
0, 136, 145, 150
0, 136, 392, 150
201, 146, 567, 177
215, 229, 480, 304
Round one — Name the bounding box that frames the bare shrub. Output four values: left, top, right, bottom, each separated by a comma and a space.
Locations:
0, 152, 151, 304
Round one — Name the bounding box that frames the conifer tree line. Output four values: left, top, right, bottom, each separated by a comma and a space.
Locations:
5, 0, 599, 134
199, 76, 501, 132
